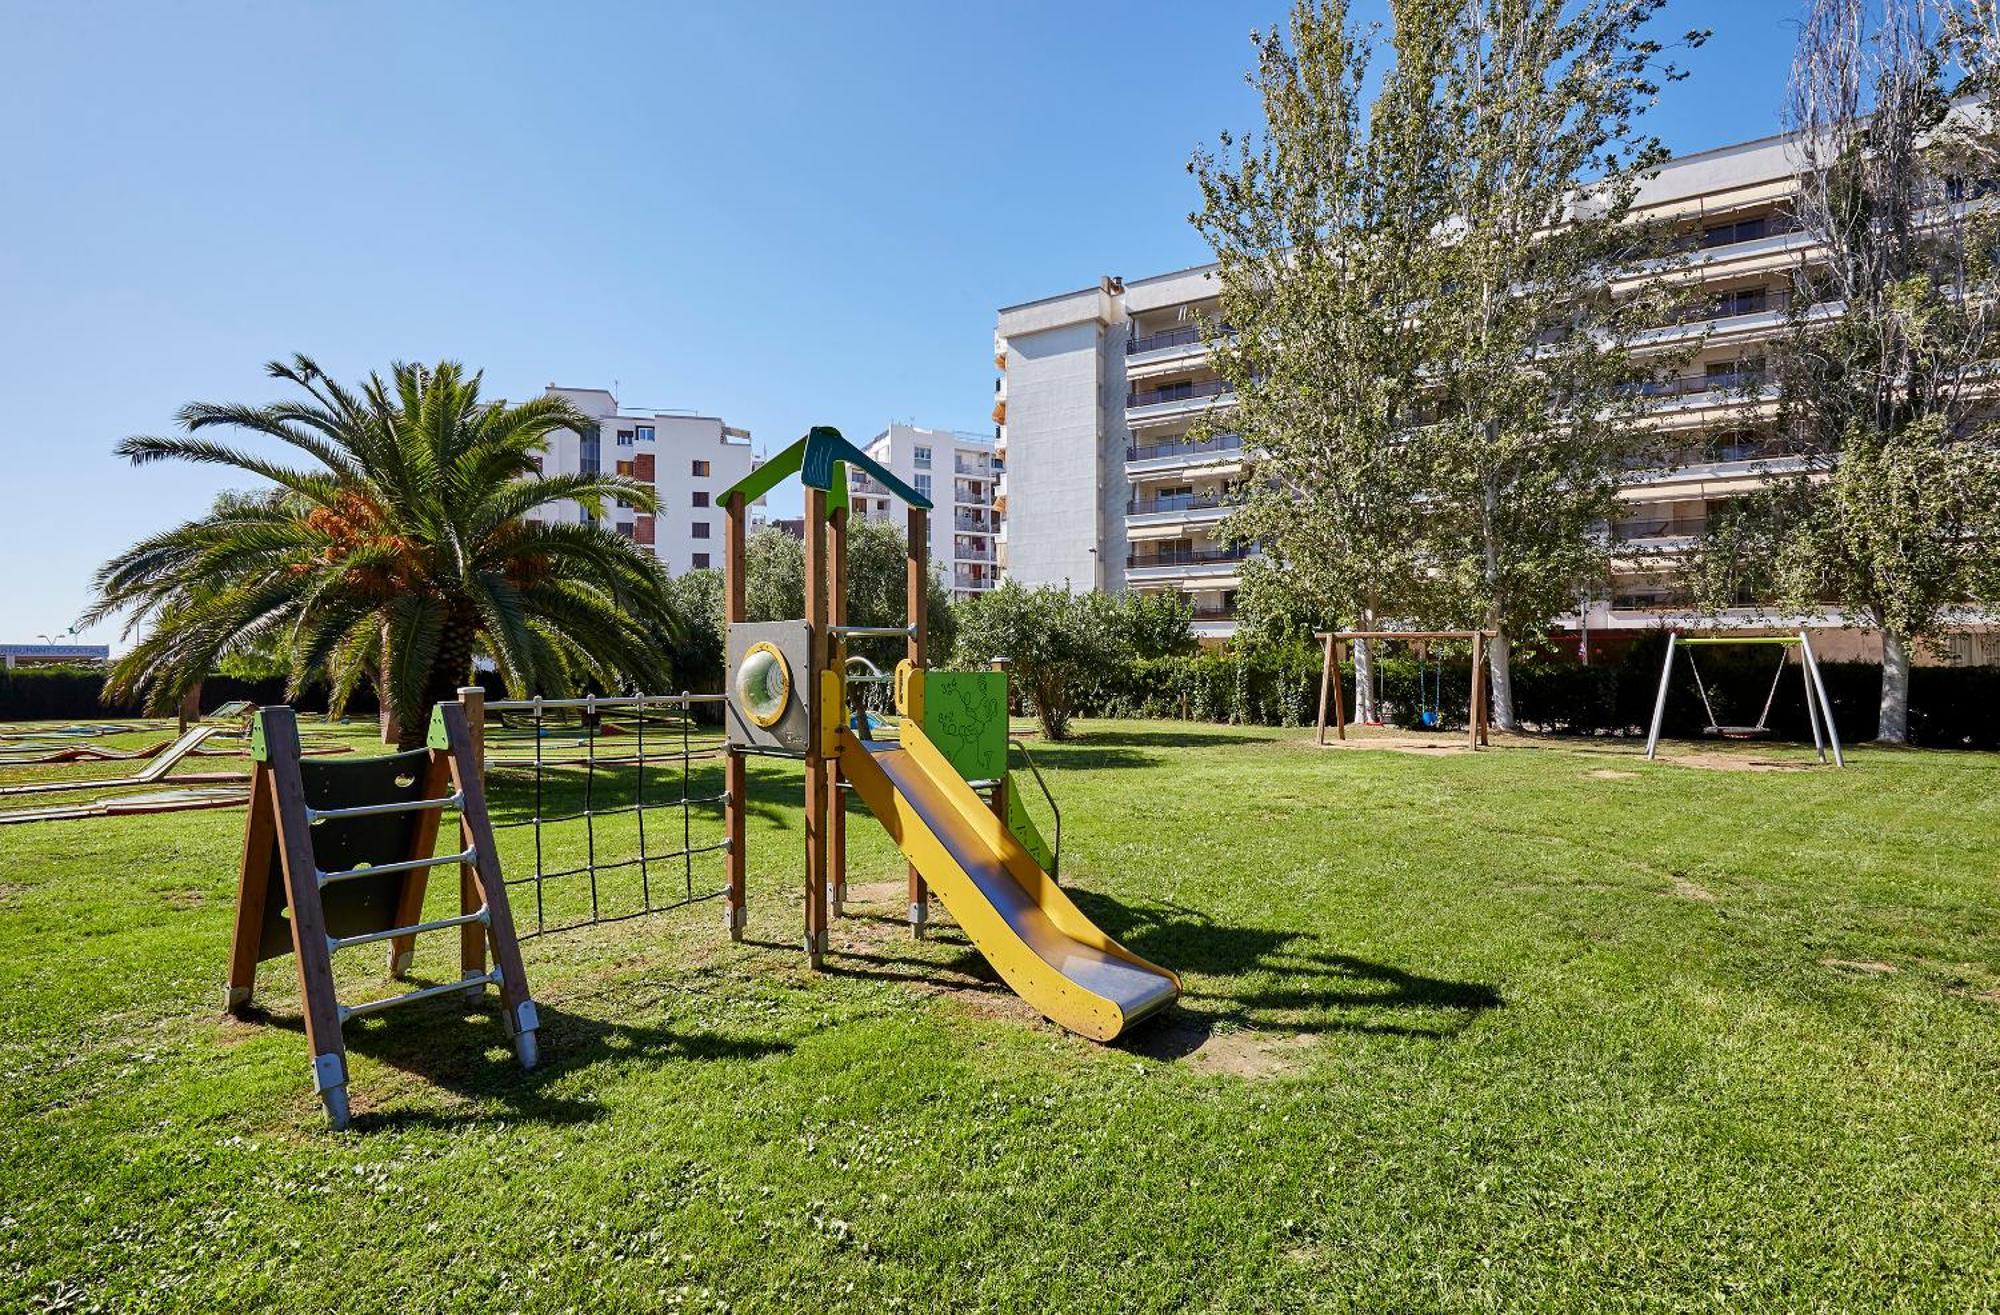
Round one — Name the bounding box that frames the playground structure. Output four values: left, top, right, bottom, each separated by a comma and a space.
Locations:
225, 703, 538, 1129
1314, 630, 1496, 749
717, 427, 1178, 1040
1645, 631, 1844, 766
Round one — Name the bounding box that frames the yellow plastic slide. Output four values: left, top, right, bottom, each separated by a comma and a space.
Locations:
836, 721, 1179, 1040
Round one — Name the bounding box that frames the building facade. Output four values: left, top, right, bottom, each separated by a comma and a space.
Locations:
532, 387, 758, 575
994, 127, 1996, 658
846, 423, 1002, 601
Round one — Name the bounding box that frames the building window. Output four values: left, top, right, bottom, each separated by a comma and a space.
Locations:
692, 521, 711, 539
616, 522, 636, 539
692, 491, 710, 508
617, 429, 634, 446
914, 445, 932, 468
692, 459, 711, 477
636, 425, 654, 442
693, 552, 711, 569
914, 473, 932, 498
529, 456, 543, 474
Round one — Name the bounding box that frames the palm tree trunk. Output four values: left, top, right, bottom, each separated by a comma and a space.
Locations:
405, 614, 479, 751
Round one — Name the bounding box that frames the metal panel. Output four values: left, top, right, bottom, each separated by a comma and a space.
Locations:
725, 620, 813, 754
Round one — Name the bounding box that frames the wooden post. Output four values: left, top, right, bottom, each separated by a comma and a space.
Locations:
454, 686, 488, 977
829, 503, 849, 917
261, 708, 352, 1118
437, 700, 538, 1064
1314, 633, 1335, 746
224, 759, 276, 1013
906, 503, 929, 938
1469, 632, 1486, 751
1332, 641, 1348, 740
723, 491, 748, 940
803, 487, 830, 967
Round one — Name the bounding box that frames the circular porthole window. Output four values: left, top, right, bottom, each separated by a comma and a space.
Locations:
736, 641, 793, 728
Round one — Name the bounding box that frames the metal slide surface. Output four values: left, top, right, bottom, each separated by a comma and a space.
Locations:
837, 725, 1178, 1040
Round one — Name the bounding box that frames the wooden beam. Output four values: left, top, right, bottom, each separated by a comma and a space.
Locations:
723, 491, 748, 940
803, 487, 829, 967
829, 504, 849, 916
261, 708, 349, 1104
1314, 632, 1335, 747
454, 686, 488, 976
224, 761, 276, 1013
906, 504, 929, 938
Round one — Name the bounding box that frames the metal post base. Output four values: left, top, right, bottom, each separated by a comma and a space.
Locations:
910, 903, 928, 940
724, 903, 746, 941
224, 985, 252, 1013
389, 948, 417, 978
514, 1029, 539, 1070
312, 1052, 350, 1132
805, 929, 828, 967
830, 883, 847, 917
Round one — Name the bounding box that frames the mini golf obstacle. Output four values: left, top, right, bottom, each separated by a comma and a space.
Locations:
225, 703, 539, 1130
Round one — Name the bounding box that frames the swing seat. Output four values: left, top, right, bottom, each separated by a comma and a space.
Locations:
1703, 724, 1772, 740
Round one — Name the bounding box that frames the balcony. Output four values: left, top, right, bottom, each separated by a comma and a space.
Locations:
1612, 515, 1707, 542
955, 454, 1001, 477
1127, 324, 1207, 355
956, 544, 996, 562
953, 568, 996, 591
1126, 544, 1254, 570
1188, 605, 1238, 622
1129, 491, 1227, 516
1127, 378, 1232, 410
1659, 287, 1790, 328
1632, 368, 1769, 402
955, 512, 997, 533
1126, 432, 1245, 464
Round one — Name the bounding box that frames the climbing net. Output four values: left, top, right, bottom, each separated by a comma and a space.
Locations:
481, 694, 731, 939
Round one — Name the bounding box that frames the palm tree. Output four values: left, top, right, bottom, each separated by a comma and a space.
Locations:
87, 355, 682, 747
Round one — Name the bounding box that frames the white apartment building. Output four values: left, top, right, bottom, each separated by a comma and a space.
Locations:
846, 423, 1002, 601
993, 125, 1996, 659
533, 386, 759, 575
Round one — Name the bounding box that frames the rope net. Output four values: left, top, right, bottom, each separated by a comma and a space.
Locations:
481, 696, 731, 939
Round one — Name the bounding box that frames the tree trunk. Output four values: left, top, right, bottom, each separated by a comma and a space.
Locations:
405, 615, 479, 751
177, 681, 202, 734
1487, 625, 1519, 731
377, 617, 400, 745
1876, 628, 1911, 744
1353, 638, 1377, 723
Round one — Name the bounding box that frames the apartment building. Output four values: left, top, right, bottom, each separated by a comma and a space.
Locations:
993, 125, 1994, 658
845, 423, 1002, 601
532, 386, 758, 575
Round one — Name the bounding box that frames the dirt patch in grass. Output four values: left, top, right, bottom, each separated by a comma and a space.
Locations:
0, 882, 24, 904
1823, 958, 1899, 976
1646, 751, 1814, 773
1587, 769, 1640, 780
1125, 1012, 1316, 1079
1665, 871, 1717, 901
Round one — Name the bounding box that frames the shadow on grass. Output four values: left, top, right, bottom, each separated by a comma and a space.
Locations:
1065, 889, 1503, 1046
1056, 727, 1276, 751
236, 997, 788, 1130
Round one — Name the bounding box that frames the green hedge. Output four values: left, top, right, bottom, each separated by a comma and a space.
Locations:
1071, 635, 2000, 749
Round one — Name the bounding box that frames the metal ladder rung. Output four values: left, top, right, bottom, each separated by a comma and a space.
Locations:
328, 907, 490, 953
317, 846, 476, 887
338, 970, 501, 1023
306, 791, 463, 823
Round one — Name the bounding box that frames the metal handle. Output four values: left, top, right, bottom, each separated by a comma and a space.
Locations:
1010, 738, 1061, 882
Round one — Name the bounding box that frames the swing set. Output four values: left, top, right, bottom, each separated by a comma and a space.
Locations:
1643, 631, 1844, 766
1313, 630, 1496, 749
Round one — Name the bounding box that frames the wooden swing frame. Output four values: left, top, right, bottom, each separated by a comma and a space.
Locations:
1313, 630, 1497, 750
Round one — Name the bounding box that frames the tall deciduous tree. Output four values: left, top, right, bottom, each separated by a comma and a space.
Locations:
1195, 0, 1698, 729
1694, 0, 2000, 742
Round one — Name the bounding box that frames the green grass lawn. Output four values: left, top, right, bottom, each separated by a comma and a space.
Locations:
3, 720, 1998, 1312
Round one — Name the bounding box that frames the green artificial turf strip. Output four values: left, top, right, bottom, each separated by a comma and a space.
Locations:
1, 721, 1996, 1313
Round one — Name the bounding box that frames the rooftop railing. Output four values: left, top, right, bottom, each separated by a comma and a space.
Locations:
1127, 323, 1232, 355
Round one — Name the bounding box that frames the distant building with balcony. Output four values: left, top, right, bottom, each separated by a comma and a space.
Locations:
846, 423, 1002, 601
530, 386, 759, 576
993, 124, 1997, 658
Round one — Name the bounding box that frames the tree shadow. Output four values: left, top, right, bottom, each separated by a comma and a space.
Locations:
234, 996, 789, 1130
1059, 727, 1277, 751
1065, 889, 1503, 1044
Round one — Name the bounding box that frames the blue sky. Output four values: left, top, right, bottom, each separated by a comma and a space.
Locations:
1, 0, 1799, 647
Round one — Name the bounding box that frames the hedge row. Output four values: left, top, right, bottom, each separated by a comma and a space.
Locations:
1071, 635, 2000, 749
0, 668, 506, 724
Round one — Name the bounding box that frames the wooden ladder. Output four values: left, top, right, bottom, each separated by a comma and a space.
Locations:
225, 702, 538, 1130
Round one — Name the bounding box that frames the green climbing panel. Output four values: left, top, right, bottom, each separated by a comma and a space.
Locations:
921, 671, 1008, 784
1005, 775, 1055, 873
